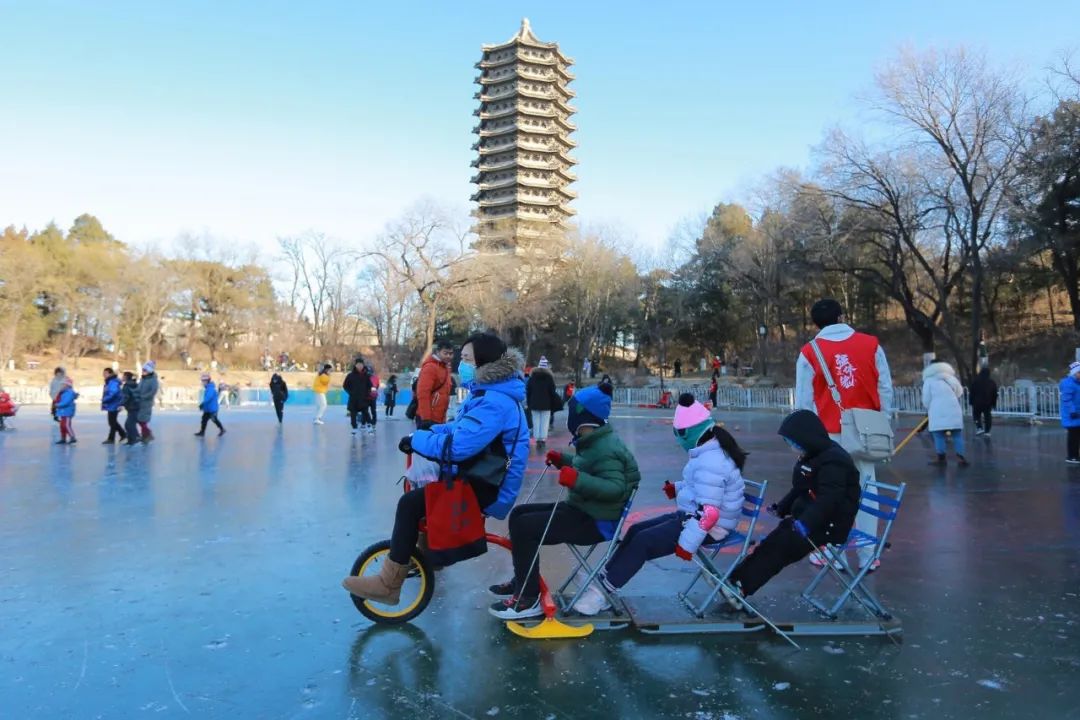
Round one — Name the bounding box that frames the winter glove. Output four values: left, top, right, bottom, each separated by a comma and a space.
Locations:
698, 505, 720, 532
545, 450, 564, 468
662, 481, 677, 500
397, 434, 414, 455
557, 466, 578, 489
674, 545, 693, 561
793, 519, 809, 538
416, 419, 435, 430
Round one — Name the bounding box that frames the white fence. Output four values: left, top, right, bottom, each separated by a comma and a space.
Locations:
613, 383, 1062, 421
6, 380, 1065, 422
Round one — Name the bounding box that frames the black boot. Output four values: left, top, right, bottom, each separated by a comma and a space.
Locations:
957, 454, 969, 467
929, 453, 946, 466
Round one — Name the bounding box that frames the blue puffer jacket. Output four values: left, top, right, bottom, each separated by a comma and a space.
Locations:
200, 382, 220, 414
55, 388, 78, 418
411, 349, 529, 520
101, 376, 123, 412
1061, 375, 1080, 428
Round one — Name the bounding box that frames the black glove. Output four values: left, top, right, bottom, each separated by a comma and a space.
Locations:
398, 434, 413, 455
416, 419, 435, 431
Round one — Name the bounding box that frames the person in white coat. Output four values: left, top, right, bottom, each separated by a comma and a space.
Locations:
922, 360, 968, 466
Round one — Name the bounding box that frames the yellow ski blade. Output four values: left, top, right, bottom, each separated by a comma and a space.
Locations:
505, 618, 594, 640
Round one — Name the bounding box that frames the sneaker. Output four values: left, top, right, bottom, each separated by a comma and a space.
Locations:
982, 432, 991, 438
975, 429, 985, 436
488, 580, 515, 597
351, 428, 358, 435
54, 439, 68, 445
194, 432, 205, 437
68, 438, 77, 444
488, 596, 543, 620
572, 584, 612, 616
218, 428, 226, 436
808, 551, 844, 571
861, 559, 881, 574
1067, 458, 1080, 466
719, 582, 745, 611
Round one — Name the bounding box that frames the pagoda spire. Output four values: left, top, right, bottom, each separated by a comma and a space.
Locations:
471, 20, 577, 250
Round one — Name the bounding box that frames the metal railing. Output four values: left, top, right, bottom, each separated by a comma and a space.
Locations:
4, 380, 1064, 422
611, 382, 1062, 422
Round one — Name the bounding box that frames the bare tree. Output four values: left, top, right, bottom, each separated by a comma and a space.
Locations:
873, 47, 1025, 376
363, 202, 475, 357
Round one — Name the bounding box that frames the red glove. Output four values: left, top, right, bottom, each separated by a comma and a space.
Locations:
674, 545, 693, 561
558, 466, 578, 488
662, 481, 677, 500
545, 450, 564, 468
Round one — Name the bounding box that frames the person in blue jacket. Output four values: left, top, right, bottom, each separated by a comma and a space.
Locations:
1063, 361, 1080, 465
343, 332, 529, 606
54, 377, 79, 445
194, 373, 226, 437
100, 368, 126, 444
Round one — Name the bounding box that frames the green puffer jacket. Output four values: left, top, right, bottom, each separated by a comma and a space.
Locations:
557, 424, 641, 520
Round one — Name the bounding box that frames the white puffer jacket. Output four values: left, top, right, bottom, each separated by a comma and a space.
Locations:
922, 362, 965, 432
674, 439, 746, 554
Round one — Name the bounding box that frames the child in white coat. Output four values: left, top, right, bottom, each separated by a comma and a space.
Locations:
922, 360, 968, 466
572, 393, 747, 615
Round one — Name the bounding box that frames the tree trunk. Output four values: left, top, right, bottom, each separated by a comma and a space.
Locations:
423, 299, 437, 359
970, 252, 984, 387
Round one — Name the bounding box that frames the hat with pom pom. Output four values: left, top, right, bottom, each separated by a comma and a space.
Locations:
673, 393, 714, 450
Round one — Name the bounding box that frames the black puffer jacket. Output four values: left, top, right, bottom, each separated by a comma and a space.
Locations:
969, 369, 998, 409
270, 374, 289, 402
774, 410, 861, 545
525, 367, 561, 411
343, 368, 372, 409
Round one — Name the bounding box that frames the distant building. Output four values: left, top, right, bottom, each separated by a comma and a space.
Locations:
471, 18, 577, 251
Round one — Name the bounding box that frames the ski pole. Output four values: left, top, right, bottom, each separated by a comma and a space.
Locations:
522, 464, 551, 505
520, 486, 568, 601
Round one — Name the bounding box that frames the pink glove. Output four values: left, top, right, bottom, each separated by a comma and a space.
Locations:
698, 506, 720, 532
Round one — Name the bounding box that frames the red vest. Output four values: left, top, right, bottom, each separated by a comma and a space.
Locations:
800, 332, 882, 433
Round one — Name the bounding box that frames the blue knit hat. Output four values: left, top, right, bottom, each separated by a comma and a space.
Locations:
567, 384, 613, 436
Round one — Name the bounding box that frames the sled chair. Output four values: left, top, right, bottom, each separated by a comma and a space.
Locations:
801, 478, 906, 620
678, 478, 768, 618
556, 486, 639, 614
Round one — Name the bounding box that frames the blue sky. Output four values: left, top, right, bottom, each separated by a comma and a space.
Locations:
1, 1, 1075, 254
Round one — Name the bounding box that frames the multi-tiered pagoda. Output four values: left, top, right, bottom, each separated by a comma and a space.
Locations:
471, 19, 577, 249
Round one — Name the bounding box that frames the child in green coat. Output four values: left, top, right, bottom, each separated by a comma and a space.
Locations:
489, 384, 640, 620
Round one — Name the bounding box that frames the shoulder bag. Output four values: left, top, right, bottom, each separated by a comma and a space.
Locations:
809, 340, 894, 462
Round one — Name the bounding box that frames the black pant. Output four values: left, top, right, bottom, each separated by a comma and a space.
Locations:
371, 402, 378, 428
200, 412, 224, 433
350, 403, 373, 428
1069, 426, 1080, 460
388, 481, 499, 564
728, 518, 814, 596
385, 402, 395, 417
973, 406, 992, 433
106, 410, 126, 442
124, 411, 140, 442
508, 503, 606, 598
273, 399, 284, 423
604, 512, 684, 588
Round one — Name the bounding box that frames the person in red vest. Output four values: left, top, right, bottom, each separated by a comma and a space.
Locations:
794, 298, 893, 573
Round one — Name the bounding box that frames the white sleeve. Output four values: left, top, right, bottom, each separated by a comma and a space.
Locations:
794, 353, 817, 412
875, 345, 894, 416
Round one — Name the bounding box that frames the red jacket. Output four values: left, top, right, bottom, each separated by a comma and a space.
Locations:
416, 355, 452, 423
798, 332, 882, 434
0, 392, 16, 416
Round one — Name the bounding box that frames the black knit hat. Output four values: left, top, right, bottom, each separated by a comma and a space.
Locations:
463, 332, 507, 367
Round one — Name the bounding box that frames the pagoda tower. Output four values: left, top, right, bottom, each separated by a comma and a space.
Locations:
471, 18, 577, 250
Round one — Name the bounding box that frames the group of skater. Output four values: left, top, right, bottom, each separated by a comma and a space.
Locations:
36, 363, 161, 445
340, 301, 1080, 623
340, 322, 877, 621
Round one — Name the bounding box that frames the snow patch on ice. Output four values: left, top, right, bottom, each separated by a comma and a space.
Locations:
823, 645, 845, 655
773, 682, 790, 691
486, 707, 500, 716
977, 678, 1006, 691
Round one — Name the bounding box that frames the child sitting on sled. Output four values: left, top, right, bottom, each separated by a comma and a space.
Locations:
0, 389, 17, 431
572, 393, 747, 615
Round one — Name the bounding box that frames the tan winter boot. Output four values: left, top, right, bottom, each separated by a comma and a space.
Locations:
342, 558, 409, 604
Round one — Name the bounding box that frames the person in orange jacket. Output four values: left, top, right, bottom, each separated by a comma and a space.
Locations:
415, 340, 454, 429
